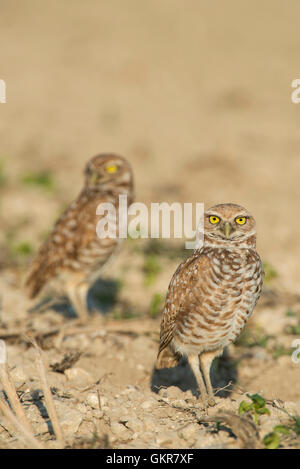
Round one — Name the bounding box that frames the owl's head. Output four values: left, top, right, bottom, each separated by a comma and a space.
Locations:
203, 203, 256, 247
84, 153, 134, 198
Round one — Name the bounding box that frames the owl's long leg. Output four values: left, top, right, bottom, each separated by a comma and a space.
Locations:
65, 280, 89, 321
188, 354, 209, 408
76, 281, 90, 319
199, 348, 224, 407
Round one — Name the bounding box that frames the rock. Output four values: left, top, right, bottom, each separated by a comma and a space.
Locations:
64, 367, 94, 386
143, 416, 157, 432
10, 367, 27, 385
121, 385, 136, 395
76, 403, 87, 414
110, 422, 129, 439
63, 334, 90, 350
55, 402, 83, 437
183, 390, 195, 401
108, 408, 129, 423
166, 386, 183, 399
86, 392, 100, 409
26, 405, 49, 434
127, 391, 140, 402
178, 423, 199, 442
126, 416, 144, 433
93, 410, 104, 419
156, 431, 179, 447
141, 399, 154, 410
157, 388, 168, 398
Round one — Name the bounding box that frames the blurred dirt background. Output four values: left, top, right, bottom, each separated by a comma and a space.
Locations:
0, 0, 300, 449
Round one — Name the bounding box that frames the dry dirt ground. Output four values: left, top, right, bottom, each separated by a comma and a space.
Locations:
0, 0, 300, 449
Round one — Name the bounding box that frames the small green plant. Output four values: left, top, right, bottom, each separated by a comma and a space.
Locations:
142, 239, 189, 260
0, 160, 6, 187
272, 345, 291, 359
111, 297, 140, 320
112, 308, 137, 320
285, 310, 297, 318
273, 425, 291, 434
11, 241, 33, 257
285, 323, 300, 335
149, 293, 164, 318
238, 393, 270, 424
143, 254, 161, 286
291, 415, 300, 435
21, 171, 55, 192
236, 328, 272, 348
263, 425, 291, 449
263, 431, 281, 449
262, 261, 278, 284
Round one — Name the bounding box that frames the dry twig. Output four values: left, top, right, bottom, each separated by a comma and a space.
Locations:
0, 397, 44, 449
0, 340, 33, 433
24, 335, 65, 447
0, 340, 43, 449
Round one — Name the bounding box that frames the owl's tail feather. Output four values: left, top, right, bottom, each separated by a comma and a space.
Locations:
24, 264, 47, 299
155, 345, 181, 369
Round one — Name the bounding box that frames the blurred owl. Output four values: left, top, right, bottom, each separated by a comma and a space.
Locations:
25, 153, 134, 319
156, 203, 263, 407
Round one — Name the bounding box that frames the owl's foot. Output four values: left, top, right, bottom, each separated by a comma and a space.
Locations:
208, 396, 216, 407
196, 392, 209, 410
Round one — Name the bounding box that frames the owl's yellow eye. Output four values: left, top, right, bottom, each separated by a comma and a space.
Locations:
235, 217, 247, 225
105, 164, 118, 174
209, 215, 220, 224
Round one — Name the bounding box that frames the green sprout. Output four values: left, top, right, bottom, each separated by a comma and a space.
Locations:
272, 345, 291, 359
149, 293, 164, 318
11, 241, 33, 257
143, 254, 161, 286
285, 310, 297, 318
236, 328, 272, 348
0, 160, 6, 187
238, 393, 270, 424
285, 323, 300, 335
263, 431, 281, 449
21, 171, 56, 192
143, 239, 188, 260
112, 308, 137, 320
263, 425, 291, 449
262, 261, 278, 284
292, 416, 300, 435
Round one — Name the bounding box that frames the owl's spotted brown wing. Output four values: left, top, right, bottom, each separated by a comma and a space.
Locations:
25, 188, 120, 298
157, 252, 211, 366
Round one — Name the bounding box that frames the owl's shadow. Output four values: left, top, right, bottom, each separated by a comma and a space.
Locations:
151, 350, 237, 398
30, 278, 120, 319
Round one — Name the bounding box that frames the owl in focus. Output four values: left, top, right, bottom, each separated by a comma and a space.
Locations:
25, 153, 134, 320
156, 203, 263, 408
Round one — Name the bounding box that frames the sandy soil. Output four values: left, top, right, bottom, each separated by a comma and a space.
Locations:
0, 0, 300, 449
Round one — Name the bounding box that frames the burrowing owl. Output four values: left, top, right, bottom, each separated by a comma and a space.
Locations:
156, 203, 263, 407
25, 153, 134, 319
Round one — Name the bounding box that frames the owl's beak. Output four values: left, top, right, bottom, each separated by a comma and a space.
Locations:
223, 222, 233, 239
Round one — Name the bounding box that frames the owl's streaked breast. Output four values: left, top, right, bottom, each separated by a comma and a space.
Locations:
172, 247, 263, 355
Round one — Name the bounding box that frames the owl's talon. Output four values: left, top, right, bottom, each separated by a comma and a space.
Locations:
208, 397, 216, 407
